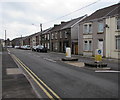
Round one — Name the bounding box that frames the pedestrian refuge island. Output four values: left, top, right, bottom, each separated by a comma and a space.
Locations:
85, 49, 108, 68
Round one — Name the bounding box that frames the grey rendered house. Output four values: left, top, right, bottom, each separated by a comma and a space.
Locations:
78, 3, 119, 57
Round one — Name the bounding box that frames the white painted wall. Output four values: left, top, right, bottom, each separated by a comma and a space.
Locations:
105, 16, 120, 59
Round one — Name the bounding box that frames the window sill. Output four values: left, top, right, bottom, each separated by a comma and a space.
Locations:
83, 50, 92, 52
114, 49, 120, 52
115, 29, 120, 32
97, 32, 104, 34
83, 33, 92, 35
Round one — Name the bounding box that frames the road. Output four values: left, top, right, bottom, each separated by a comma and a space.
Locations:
8, 48, 119, 99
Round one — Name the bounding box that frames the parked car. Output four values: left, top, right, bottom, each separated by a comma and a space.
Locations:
36, 45, 47, 53
14, 46, 20, 49
23, 45, 31, 50
7, 46, 12, 48
32, 46, 37, 51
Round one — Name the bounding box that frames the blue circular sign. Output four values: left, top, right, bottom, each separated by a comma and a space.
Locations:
98, 50, 101, 54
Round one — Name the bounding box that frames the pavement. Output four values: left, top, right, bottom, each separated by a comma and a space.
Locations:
2, 47, 38, 99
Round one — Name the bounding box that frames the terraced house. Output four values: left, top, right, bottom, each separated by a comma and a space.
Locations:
78, 3, 120, 59
49, 15, 87, 54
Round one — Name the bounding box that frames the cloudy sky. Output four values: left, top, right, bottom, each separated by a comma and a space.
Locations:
0, 0, 119, 40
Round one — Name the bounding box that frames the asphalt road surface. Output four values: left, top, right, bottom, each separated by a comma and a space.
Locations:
8, 48, 119, 99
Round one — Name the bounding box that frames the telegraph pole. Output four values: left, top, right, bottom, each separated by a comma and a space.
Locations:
5, 30, 6, 47
40, 23, 42, 45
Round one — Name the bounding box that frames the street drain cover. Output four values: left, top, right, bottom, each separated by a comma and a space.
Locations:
6, 68, 22, 75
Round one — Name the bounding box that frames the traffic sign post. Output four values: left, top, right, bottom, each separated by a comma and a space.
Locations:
95, 49, 102, 62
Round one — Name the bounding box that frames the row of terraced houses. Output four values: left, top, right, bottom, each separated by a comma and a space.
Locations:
12, 3, 120, 59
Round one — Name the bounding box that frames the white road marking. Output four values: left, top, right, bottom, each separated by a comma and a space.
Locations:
7, 49, 10, 54
43, 58, 56, 63
95, 70, 120, 73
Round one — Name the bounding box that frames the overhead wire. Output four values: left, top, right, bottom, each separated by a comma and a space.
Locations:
42, 0, 102, 24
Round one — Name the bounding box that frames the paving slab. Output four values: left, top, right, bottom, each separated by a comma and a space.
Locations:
2, 48, 38, 99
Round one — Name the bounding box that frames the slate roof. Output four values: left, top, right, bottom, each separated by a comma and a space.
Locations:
82, 3, 120, 22
42, 27, 53, 34
49, 15, 86, 32
61, 16, 85, 30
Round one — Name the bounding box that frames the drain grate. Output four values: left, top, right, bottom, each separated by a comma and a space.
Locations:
6, 68, 22, 75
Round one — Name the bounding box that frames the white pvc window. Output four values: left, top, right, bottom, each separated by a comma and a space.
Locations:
84, 40, 92, 51
47, 34, 49, 40
116, 35, 120, 50
98, 22, 104, 32
60, 32, 62, 38
83, 24, 92, 34
52, 34, 54, 39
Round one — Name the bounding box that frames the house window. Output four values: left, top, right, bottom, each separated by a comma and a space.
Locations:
84, 40, 92, 51
84, 41, 88, 51
98, 22, 104, 33
47, 43, 49, 49
83, 24, 92, 34
116, 35, 120, 50
55, 32, 57, 39
117, 18, 120, 30
65, 31, 67, 38
60, 32, 62, 38
51, 33, 54, 39
47, 34, 49, 40
84, 25, 88, 33
89, 41, 92, 51
89, 24, 92, 33
45, 35, 46, 40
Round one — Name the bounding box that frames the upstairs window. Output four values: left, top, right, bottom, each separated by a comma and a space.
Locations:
55, 32, 57, 39
65, 31, 68, 38
51, 33, 54, 39
60, 32, 62, 38
98, 22, 104, 33
89, 24, 92, 33
83, 24, 92, 34
117, 18, 120, 30
47, 34, 49, 40
84, 25, 88, 33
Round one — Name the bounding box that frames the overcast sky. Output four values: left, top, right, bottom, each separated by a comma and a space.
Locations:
0, 0, 119, 40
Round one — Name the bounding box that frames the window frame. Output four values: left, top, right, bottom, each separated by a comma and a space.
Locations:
117, 17, 120, 30
98, 22, 104, 33
83, 23, 92, 34
115, 35, 120, 50
83, 40, 92, 51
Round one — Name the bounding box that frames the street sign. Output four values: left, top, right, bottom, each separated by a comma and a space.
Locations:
95, 49, 102, 62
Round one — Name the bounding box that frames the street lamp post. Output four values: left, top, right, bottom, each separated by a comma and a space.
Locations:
32, 23, 43, 45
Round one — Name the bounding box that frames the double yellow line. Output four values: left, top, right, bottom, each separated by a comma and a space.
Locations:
11, 54, 62, 100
